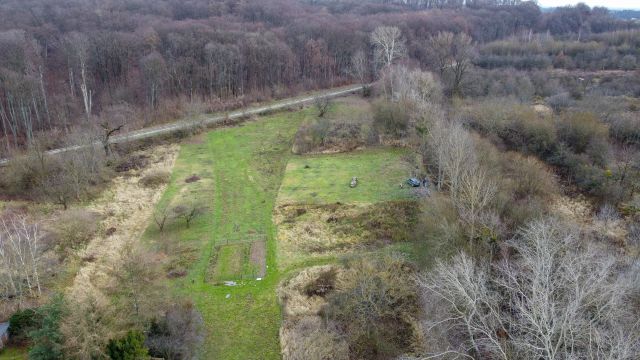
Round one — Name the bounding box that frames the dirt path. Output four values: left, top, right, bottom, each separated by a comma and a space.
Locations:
67, 144, 180, 302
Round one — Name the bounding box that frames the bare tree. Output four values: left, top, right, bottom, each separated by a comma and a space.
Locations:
427, 32, 474, 97
153, 206, 170, 233
453, 165, 497, 241
419, 219, 640, 360
100, 122, 123, 156
60, 294, 114, 360
109, 244, 164, 328
41, 169, 75, 210
314, 96, 331, 117
426, 120, 476, 193
385, 65, 443, 104
349, 50, 369, 94
145, 301, 204, 360
140, 52, 167, 110
371, 26, 406, 70
63, 32, 92, 121
39, 131, 106, 209
173, 203, 205, 228
0, 214, 43, 305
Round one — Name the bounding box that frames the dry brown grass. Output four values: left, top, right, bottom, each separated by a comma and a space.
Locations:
279, 316, 348, 360
67, 144, 179, 303
139, 169, 172, 188
274, 201, 417, 268
278, 257, 424, 360
550, 195, 629, 247
278, 265, 337, 317
278, 266, 348, 360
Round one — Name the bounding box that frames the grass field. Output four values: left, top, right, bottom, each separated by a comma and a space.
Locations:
0, 347, 27, 360
145, 108, 308, 359
274, 147, 421, 269
277, 148, 416, 205
207, 240, 265, 282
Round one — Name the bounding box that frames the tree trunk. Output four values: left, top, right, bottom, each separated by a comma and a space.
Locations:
80, 61, 92, 121
0, 101, 12, 151
39, 66, 52, 129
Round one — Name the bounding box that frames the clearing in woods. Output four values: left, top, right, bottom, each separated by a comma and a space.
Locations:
145, 108, 308, 359
277, 148, 415, 205
274, 148, 419, 269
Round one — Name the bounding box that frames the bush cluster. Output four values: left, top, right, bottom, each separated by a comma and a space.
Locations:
462, 101, 627, 203
477, 32, 640, 71
324, 256, 421, 359
372, 99, 410, 138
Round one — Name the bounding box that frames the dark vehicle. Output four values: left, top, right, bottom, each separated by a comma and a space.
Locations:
406, 178, 421, 187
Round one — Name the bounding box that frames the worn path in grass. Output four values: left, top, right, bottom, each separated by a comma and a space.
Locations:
147, 109, 308, 359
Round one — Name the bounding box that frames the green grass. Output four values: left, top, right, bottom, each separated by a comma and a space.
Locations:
0, 347, 28, 360
211, 244, 246, 281
277, 148, 415, 205
145, 108, 309, 359
208, 242, 262, 282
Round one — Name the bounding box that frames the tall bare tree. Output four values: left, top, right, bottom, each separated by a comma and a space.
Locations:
371, 26, 406, 70
63, 32, 92, 121
427, 32, 474, 97
426, 120, 476, 193
419, 219, 640, 360
0, 214, 43, 305
349, 50, 369, 93
140, 52, 167, 110
453, 165, 497, 241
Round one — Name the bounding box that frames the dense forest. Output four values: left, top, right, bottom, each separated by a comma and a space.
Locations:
0, 0, 637, 155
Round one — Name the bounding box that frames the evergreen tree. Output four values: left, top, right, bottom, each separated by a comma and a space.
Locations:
28, 295, 65, 360
107, 330, 149, 360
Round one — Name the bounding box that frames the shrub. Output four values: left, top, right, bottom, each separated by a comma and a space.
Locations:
546, 92, 574, 112
28, 295, 66, 360
415, 194, 464, 267
9, 308, 39, 344
0, 147, 52, 197
549, 147, 616, 200
145, 302, 204, 360
53, 209, 101, 254
113, 154, 148, 172
504, 154, 557, 200
172, 203, 205, 228
139, 170, 171, 188
461, 99, 558, 158
372, 99, 410, 137
610, 112, 640, 146
556, 111, 608, 154
325, 255, 420, 359
292, 118, 331, 154
1, 141, 108, 208
504, 111, 558, 158
303, 268, 337, 297
107, 331, 149, 360
584, 136, 611, 167
314, 97, 331, 117
620, 54, 637, 70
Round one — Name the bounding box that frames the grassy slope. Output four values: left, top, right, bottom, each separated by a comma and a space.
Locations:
145, 109, 307, 359
277, 148, 414, 205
